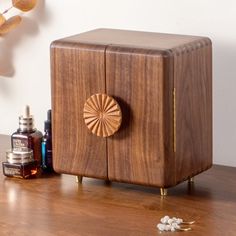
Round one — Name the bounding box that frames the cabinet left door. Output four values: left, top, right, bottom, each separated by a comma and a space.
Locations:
51, 42, 107, 179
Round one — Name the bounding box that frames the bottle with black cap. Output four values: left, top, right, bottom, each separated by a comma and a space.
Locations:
41, 109, 53, 172
11, 105, 43, 166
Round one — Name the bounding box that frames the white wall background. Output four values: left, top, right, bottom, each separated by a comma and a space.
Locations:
0, 0, 235, 166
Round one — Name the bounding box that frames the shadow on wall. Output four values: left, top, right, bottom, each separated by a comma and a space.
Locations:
0, 0, 50, 77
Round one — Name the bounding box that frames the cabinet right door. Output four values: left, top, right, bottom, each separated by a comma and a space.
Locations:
106, 46, 174, 187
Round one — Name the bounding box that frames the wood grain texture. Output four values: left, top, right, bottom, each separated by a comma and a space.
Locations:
51, 29, 212, 188
61, 28, 205, 51
174, 38, 212, 183
0, 135, 236, 236
106, 46, 173, 187
51, 42, 107, 179
162, 51, 175, 187
83, 93, 122, 137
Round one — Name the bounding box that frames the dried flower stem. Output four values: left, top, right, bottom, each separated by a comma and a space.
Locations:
2, 6, 14, 15
0, 0, 37, 35
1, 0, 21, 15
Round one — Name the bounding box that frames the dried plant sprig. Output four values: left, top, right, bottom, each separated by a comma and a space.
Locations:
0, 0, 37, 35
0, 15, 22, 34
12, 0, 37, 12
0, 14, 6, 27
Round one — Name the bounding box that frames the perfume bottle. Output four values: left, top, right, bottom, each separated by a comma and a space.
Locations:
41, 109, 53, 172
2, 149, 38, 178
11, 105, 43, 165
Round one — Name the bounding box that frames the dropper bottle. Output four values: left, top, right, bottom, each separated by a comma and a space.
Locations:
11, 105, 43, 165
41, 109, 53, 172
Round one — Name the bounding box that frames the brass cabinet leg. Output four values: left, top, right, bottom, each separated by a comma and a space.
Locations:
188, 177, 194, 183
76, 175, 83, 183
160, 188, 168, 196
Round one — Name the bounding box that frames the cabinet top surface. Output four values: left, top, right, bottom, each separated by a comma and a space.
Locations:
55, 28, 210, 50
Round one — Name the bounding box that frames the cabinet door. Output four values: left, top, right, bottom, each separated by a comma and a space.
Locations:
106, 46, 172, 187
51, 42, 107, 178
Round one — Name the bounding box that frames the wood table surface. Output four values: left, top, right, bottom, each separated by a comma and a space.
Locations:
0, 134, 235, 236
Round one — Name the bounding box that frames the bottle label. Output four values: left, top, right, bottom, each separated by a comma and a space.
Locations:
41, 142, 46, 168
4, 166, 21, 176
12, 138, 29, 152
41, 141, 52, 169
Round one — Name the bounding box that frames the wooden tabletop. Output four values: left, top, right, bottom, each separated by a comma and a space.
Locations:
0, 134, 235, 236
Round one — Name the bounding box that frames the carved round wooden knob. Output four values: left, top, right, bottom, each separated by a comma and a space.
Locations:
83, 94, 122, 137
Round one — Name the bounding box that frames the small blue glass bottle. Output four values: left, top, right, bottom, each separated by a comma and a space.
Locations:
41, 110, 53, 172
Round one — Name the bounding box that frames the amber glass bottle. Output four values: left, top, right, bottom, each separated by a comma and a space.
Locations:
2, 149, 38, 178
11, 105, 43, 166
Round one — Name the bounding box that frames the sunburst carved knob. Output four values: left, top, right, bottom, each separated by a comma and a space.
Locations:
83, 94, 122, 137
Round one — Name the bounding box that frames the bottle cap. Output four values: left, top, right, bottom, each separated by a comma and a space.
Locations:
44, 109, 51, 131
6, 149, 34, 164
19, 105, 34, 131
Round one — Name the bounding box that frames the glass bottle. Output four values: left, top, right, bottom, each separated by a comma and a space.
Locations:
2, 149, 38, 178
11, 105, 43, 166
41, 109, 53, 172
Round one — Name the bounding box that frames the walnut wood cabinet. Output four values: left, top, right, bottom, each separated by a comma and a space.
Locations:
51, 29, 212, 193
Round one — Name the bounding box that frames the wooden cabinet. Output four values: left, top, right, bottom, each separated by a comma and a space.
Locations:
51, 29, 212, 190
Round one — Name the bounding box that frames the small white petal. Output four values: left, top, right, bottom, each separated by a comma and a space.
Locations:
168, 219, 173, 224
161, 216, 169, 224
157, 223, 165, 231
172, 223, 180, 229
164, 216, 170, 220
175, 224, 180, 229
160, 218, 166, 224
164, 225, 171, 231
